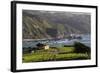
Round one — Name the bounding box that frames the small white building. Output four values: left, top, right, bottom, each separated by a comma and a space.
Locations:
44, 45, 49, 50
36, 43, 50, 50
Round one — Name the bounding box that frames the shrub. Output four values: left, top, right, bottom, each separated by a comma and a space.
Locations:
64, 45, 73, 47
74, 42, 90, 53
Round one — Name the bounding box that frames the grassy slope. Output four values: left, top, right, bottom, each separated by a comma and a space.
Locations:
23, 47, 90, 63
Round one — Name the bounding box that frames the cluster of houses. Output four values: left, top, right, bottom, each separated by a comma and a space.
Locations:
68, 34, 82, 40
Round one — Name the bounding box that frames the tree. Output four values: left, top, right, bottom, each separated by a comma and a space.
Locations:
74, 42, 90, 53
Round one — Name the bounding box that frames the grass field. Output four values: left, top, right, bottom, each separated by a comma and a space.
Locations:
22, 46, 90, 63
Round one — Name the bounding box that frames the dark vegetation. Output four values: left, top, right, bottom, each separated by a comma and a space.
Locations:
74, 42, 91, 53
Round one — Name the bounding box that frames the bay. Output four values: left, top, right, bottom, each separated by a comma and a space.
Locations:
23, 34, 91, 48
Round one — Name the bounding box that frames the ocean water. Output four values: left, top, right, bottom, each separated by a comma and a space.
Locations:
23, 34, 91, 48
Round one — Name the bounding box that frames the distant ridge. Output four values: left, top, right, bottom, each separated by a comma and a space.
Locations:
23, 10, 91, 39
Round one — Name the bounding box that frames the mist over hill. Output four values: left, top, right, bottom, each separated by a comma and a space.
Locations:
22, 10, 91, 39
